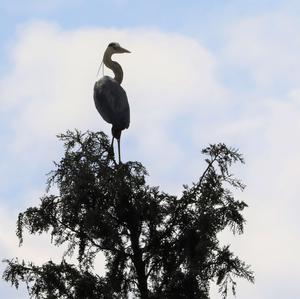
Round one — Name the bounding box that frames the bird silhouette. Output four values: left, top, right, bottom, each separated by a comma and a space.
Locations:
94, 42, 130, 163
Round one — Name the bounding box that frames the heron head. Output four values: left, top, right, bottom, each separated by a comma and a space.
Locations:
107, 42, 131, 54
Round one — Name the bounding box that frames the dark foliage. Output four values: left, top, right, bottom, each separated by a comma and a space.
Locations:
3, 130, 254, 298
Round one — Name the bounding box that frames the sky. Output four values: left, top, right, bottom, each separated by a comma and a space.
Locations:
0, 1, 300, 298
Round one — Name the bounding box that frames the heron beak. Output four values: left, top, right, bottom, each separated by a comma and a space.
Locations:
118, 47, 131, 53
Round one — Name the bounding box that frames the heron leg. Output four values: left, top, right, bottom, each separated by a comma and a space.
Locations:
110, 137, 114, 149
117, 138, 121, 164
110, 137, 115, 158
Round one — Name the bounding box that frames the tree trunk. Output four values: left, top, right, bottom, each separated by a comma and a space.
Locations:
130, 229, 148, 299
126, 206, 148, 299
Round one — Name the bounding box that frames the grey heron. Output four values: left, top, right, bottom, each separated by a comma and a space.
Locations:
93, 42, 130, 163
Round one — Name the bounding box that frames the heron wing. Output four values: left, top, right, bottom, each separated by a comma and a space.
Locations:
94, 76, 130, 129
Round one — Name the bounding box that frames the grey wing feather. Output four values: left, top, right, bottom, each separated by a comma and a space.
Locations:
94, 76, 130, 129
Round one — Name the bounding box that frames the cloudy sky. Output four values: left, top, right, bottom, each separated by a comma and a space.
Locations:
0, 0, 300, 298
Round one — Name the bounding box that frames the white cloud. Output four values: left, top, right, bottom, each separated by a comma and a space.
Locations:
215, 13, 300, 298
0, 21, 229, 190
0, 21, 229, 297
1, 18, 300, 298
223, 13, 300, 88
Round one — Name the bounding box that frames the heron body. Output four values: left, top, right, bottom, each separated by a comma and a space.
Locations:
94, 76, 130, 139
93, 42, 130, 163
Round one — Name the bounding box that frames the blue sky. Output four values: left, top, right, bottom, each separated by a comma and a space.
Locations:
1, 1, 300, 298
0, 1, 295, 55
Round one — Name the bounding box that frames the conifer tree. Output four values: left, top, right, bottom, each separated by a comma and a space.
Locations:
3, 130, 254, 298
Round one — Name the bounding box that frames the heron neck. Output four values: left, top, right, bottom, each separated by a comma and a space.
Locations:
103, 52, 123, 84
